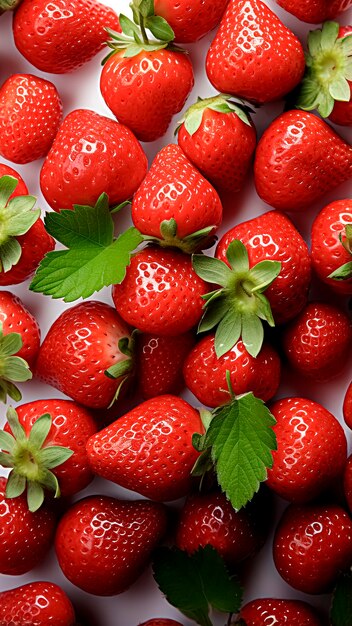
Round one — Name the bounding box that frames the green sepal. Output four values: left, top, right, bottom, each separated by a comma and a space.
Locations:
105, 359, 133, 379
176, 93, 253, 137
330, 571, 352, 626
5, 471, 26, 498
328, 224, 352, 281
0, 0, 22, 12
0, 325, 32, 404
143, 219, 218, 254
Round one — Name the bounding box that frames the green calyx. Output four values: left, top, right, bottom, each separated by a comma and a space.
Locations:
328, 223, 352, 281
176, 94, 253, 136
0, 0, 22, 13
104, 333, 135, 408
297, 21, 352, 118
0, 407, 73, 512
0, 323, 32, 404
143, 218, 217, 254
193, 240, 281, 358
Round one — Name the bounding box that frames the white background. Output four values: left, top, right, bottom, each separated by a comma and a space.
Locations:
0, 1, 352, 624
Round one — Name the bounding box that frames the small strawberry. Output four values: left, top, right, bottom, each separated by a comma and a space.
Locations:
239, 598, 322, 626
35, 301, 134, 409
40, 109, 148, 211
176, 94, 256, 194
154, 0, 229, 43
344, 381, 352, 429
275, 0, 352, 24
273, 503, 352, 594
55, 495, 167, 596
266, 397, 347, 502
13, 0, 120, 74
0, 582, 76, 626
344, 455, 352, 514
206, 0, 305, 104
0, 74, 62, 164
86, 395, 202, 501
254, 110, 352, 211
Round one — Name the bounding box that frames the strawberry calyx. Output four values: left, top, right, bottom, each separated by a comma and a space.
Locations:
0, 323, 32, 403
0, 407, 73, 512
0, 0, 22, 13
192, 240, 281, 358
297, 21, 352, 117
328, 223, 352, 280
176, 94, 254, 136
104, 333, 136, 408
142, 218, 217, 254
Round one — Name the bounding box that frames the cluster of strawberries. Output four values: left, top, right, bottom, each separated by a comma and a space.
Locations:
0, 0, 352, 625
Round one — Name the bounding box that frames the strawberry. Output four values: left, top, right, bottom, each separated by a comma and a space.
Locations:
0, 74, 62, 164
311, 199, 352, 295
13, 0, 120, 74
55, 495, 167, 595
344, 455, 352, 514
266, 397, 347, 503
137, 331, 195, 399
183, 335, 281, 408
100, 3, 194, 143
0, 582, 76, 626
0, 476, 56, 574
275, 0, 352, 24
254, 110, 352, 211
282, 302, 352, 382
239, 598, 322, 626
273, 503, 352, 594
176, 94, 256, 194
131, 144, 223, 250
40, 109, 148, 211
35, 301, 134, 409
112, 247, 208, 336
86, 395, 202, 501
154, 0, 229, 43
206, 0, 305, 104
344, 381, 352, 429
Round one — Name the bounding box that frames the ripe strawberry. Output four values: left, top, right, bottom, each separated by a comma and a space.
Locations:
0, 290, 40, 368
0, 582, 76, 626
275, 0, 352, 23
273, 503, 352, 594
132, 144, 222, 250
0, 74, 62, 164
0, 476, 56, 575
13, 0, 120, 74
154, 0, 229, 43
55, 495, 167, 596
311, 200, 352, 295
112, 247, 208, 336
35, 301, 134, 409
206, 0, 305, 104
139, 621, 183, 626
240, 598, 322, 626
344, 455, 352, 514
254, 110, 352, 211
86, 395, 202, 501
176, 94, 256, 194
40, 109, 148, 211
266, 397, 347, 503
183, 335, 280, 408
344, 381, 352, 429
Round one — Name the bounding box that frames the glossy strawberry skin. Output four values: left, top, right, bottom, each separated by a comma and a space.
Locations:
311, 199, 352, 295
344, 455, 352, 514
240, 598, 322, 626
13, 0, 120, 74
183, 336, 280, 408
0, 163, 28, 197
154, 0, 229, 43
40, 109, 148, 211
0, 477, 56, 575
0, 291, 40, 367
275, 0, 352, 23
55, 495, 167, 596
131, 144, 223, 239
0, 582, 75, 626
206, 0, 305, 104
254, 110, 352, 211
216, 211, 311, 325
267, 398, 347, 503
112, 247, 208, 336
35, 301, 132, 409
101, 51, 194, 142
0, 74, 62, 164
86, 395, 202, 501
344, 382, 352, 429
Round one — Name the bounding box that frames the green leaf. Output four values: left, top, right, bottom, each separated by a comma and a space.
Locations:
123, 43, 144, 57
307, 28, 322, 57
5, 471, 26, 498
39, 446, 74, 469
328, 261, 352, 280
0, 331, 22, 356
138, 0, 154, 18
0, 175, 17, 207
198, 297, 228, 333
0, 380, 22, 403
146, 15, 174, 42
0, 237, 22, 272
226, 240, 249, 273
241, 313, 264, 358
192, 255, 232, 287
329, 76, 351, 101
28, 414, 52, 449
3, 356, 32, 382
321, 21, 339, 50
40, 469, 60, 498
0, 429, 15, 453
119, 13, 140, 37
296, 77, 321, 111
0, 450, 14, 467
27, 482, 44, 512
184, 109, 205, 136
214, 310, 241, 358
249, 260, 281, 292
6, 407, 26, 443
331, 571, 352, 626
317, 90, 335, 118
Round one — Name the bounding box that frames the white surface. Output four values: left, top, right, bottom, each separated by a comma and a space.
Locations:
0, 1, 352, 624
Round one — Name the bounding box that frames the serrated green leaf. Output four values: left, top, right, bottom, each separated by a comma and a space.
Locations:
27, 481, 44, 512
330, 571, 352, 626
193, 255, 232, 287
329, 76, 351, 101
119, 13, 140, 37
214, 310, 241, 358
5, 471, 26, 498
241, 313, 264, 358
28, 414, 52, 449
0, 237, 22, 272
329, 261, 352, 280
321, 21, 339, 50
249, 260, 281, 292
39, 446, 74, 469
146, 15, 174, 41
226, 240, 249, 273
184, 109, 204, 136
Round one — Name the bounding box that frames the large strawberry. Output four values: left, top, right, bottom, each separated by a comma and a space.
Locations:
154, 0, 229, 43
86, 395, 202, 501
55, 495, 167, 595
13, 0, 120, 73
344, 381, 352, 429
206, 0, 305, 104
275, 0, 352, 23
0, 582, 76, 626
40, 109, 148, 211
240, 598, 322, 626
345, 455, 352, 514
254, 110, 352, 211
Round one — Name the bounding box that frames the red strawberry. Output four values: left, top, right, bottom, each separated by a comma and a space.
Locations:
40, 109, 148, 211
240, 598, 322, 626
137, 331, 195, 399
266, 397, 347, 503
177, 94, 256, 194
132, 144, 223, 250
0, 74, 62, 164
0, 290, 40, 368
206, 0, 305, 104
344, 381, 352, 429
13, 0, 120, 74
154, 0, 229, 43
86, 395, 202, 501
35, 301, 134, 409
275, 0, 352, 23
139, 621, 183, 626
344, 455, 352, 514
0, 163, 27, 196
254, 110, 352, 211
55, 495, 167, 596
273, 503, 352, 594
112, 247, 208, 336
183, 335, 281, 408
282, 303, 352, 382
0, 476, 56, 575
0, 582, 75, 626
